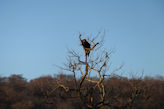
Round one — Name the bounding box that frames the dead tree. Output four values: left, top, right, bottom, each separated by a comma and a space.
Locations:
46, 32, 147, 109
53, 32, 113, 109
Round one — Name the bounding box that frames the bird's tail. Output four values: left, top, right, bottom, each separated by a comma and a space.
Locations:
85, 49, 90, 57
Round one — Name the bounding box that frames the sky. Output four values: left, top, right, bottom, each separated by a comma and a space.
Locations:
0, 0, 164, 80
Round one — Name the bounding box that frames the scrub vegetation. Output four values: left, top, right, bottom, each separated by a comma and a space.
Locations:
0, 33, 164, 109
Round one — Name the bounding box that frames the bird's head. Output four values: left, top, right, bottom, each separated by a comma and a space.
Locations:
81, 39, 87, 43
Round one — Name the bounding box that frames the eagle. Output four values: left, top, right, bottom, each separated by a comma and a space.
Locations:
81, 39, 91, 56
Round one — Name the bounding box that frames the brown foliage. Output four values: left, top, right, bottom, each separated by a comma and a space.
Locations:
0, 74, 164, 109
1, 32, 164, 109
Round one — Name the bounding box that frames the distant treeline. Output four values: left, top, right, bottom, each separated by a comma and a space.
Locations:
0, 74, 164, 109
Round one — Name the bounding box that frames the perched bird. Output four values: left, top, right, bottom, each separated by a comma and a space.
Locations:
81, 39, 91, 56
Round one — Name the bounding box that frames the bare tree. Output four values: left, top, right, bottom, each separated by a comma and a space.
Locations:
54, 32, 114, 109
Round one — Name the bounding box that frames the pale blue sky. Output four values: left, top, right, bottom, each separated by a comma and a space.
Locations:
0, 0, 164, 79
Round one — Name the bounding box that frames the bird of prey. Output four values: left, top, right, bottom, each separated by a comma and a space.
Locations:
81, 39, 91, 56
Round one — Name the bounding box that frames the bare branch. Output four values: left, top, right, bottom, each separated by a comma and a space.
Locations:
111, 64, 124, 74
54, 31, 114, 109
